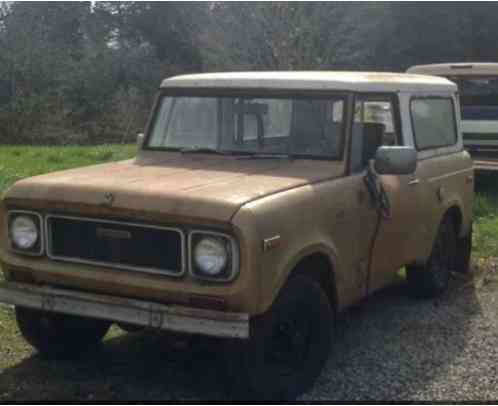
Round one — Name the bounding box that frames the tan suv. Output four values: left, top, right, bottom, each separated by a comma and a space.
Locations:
0, 72, 474, 399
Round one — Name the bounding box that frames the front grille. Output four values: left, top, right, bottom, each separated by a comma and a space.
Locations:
46, 215, 185, 276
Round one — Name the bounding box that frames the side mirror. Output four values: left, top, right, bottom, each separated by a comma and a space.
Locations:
374, 146, 417, 175
137, 133, 145, 149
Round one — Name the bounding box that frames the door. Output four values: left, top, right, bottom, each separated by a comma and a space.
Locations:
351, 94, 424, 293
405, 95, 471, 261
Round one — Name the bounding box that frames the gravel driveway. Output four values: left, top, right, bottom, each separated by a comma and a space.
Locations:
304, 264, 498, 402
1, 264, 498, 402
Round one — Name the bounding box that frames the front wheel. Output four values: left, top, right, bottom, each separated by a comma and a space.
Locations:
224, 276, 333, 400
16, 307, 111, 359
407, 216, 457, 298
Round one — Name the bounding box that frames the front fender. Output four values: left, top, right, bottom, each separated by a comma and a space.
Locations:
232, 201, 344, 316
258, 240, 341, 315
232, 177, 363, 316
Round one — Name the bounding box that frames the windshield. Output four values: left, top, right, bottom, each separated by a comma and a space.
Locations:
146, 95, 345, 159
448, 76, 498, 120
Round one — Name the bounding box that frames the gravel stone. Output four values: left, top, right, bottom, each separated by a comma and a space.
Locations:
300, 269, 498, 402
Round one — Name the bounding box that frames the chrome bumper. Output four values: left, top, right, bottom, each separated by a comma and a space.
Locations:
0, 282, 249, 339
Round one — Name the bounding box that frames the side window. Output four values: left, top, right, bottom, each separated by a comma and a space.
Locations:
350, 97, 398, 173
354, 101, 397, 146
411, 98, 457, 150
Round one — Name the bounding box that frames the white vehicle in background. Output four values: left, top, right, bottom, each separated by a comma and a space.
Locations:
408, 63, 498, 152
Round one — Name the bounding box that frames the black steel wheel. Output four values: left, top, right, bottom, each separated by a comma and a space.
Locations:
224, 275, 333, 400
407, 216, 457, 298
16, 307, 111, 360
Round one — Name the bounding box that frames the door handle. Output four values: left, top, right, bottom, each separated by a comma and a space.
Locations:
408, 178, 420, 186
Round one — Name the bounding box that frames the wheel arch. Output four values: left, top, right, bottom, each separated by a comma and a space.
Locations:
289, 251, 338, 312
415, 201, 468, 266
440, 193, 472, 239
261, 243, 341, 315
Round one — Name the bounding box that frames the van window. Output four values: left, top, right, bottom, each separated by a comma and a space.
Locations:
448, 76, 498, 120
411, 98, 457, 150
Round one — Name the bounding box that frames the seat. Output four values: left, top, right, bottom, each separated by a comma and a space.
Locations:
361, 122, 385, 167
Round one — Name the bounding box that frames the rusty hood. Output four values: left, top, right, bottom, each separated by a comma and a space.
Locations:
4, 152, 344, 223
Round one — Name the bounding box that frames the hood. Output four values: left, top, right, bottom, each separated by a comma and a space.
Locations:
4, 152, 344, 223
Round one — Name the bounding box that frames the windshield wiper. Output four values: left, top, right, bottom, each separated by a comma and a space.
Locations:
179, 148, 290, 159
236, 153, 291, 160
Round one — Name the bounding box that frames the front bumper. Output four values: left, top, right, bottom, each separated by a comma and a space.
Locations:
0, 282, 249, 339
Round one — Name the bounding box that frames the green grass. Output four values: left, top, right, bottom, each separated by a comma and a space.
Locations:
473, 173, 498, 259
0, 144, 136, 196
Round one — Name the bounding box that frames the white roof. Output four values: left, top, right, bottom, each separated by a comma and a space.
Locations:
161, 71, 456, 93
407, 63, 498, 77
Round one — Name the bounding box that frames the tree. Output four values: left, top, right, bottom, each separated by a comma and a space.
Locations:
202, 3, 370, 70
3, 2, 498, 145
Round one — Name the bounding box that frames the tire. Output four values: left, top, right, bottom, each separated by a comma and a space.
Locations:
407, 216, 457, 298
15, 307, 111, 360
455, 223, 472, 274
224, 276, 333, 400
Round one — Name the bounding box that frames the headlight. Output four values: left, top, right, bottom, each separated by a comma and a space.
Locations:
190, 232, 238, 281
194, 237, 228, 276
8, 212, 42, 255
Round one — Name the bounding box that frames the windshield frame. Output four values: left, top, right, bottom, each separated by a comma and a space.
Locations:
142, 88, 351, 161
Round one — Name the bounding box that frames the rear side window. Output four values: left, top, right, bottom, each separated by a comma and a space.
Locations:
410, 98, 457, 150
